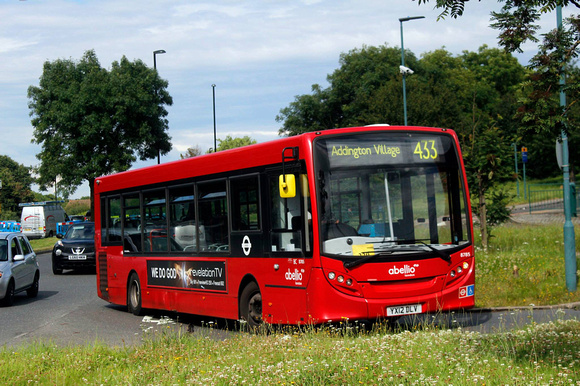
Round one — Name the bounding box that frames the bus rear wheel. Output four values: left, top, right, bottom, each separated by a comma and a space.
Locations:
127, 273, 143, 316
240, 282, 262, 329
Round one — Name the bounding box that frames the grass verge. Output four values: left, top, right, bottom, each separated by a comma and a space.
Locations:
1, 319, 579, 384
29, 237, 57, 254
475, 222, 580, 307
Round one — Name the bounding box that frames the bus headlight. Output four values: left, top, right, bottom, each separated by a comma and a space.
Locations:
324, 270, 362, 297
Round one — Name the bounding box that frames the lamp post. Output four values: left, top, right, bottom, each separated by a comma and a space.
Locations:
399, 16, 424, 126
153, 49, 166, 71
212, 84, 217, 153
153, 50, 166, 164
556, 5, 576, 292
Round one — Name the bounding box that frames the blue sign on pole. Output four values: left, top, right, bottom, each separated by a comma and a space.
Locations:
522, 147, 528, 163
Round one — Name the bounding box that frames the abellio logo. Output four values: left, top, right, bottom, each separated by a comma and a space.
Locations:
388, 264, 417, 277
285, 269, 303, 281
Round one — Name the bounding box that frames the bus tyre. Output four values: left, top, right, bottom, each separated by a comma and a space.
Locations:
240, 282, 262, 329
127, 273, 143, 316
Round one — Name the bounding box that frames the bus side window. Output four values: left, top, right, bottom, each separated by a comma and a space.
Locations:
143, 189, 168, 252
230, 175, 260, 232
169, 185, 202, 252
103, 196, 121, 245
122, 193, 142, 252
198, 180, 229, 252
270, 174, 304, 253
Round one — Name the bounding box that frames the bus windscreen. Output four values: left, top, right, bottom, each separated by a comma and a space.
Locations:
315, 132, 470, 258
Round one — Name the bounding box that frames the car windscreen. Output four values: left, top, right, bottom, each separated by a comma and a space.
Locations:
65, 224, 95, 240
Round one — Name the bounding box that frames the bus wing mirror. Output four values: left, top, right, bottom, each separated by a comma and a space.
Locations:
279, 174, 296, 198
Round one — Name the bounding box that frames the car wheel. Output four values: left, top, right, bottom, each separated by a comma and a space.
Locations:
127, 273, 143, 316
52, 256, 63, 275
1, 280, 15, 307
239, 282, 262, 330
27, 272, 40, 298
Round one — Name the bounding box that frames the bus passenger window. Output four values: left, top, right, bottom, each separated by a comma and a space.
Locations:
169, 185, 202, 252
102, 196, 121, 244
231, 176, 260, 231
143, 189, 167, 252
122, 193, 142, 252
198, 180, 229, 252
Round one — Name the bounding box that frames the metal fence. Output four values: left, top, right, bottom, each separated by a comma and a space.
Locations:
527, 183, 579, 215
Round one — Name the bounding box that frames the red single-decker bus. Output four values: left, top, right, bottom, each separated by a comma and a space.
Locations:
95, 125, 475, 327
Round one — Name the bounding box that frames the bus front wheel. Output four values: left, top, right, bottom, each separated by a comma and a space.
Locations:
127, 273, 143, 316
240, 282, 262, 329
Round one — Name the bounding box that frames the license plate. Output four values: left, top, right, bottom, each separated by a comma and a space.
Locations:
24, 228, 32, 232
387, 304, 422, 316
69, 255, 87, 260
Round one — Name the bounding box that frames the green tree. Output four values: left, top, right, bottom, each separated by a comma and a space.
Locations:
416, 0, 580, 179
28, 50, 173, 217
517, 16, 580, 135
276, 44, 525, 246
216, 135, 257, 151
0, 156, 35, 220
180, 145, 205, 159
417, 0, 579, 52
276, 45, 408, 135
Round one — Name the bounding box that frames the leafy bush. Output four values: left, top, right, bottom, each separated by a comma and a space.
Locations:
64, 199, 90, 216
486, 187, 513, 226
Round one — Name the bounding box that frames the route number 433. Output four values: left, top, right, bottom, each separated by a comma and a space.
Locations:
414, 140, 438, 160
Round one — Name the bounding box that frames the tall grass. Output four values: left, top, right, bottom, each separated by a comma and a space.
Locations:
1, 319, 579, 384
475, 222, 580, 307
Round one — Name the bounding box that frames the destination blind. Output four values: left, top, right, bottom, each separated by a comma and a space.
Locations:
325, 135, 448, 168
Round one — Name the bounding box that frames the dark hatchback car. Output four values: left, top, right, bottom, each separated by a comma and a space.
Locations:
52, 221, 95, 274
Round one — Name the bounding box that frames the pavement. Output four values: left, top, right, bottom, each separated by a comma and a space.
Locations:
509, 203, 580, 225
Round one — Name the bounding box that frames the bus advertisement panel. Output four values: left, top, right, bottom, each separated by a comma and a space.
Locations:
94, 125, 474, 328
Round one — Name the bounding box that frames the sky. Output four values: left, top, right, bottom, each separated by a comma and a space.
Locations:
0, 0, 575, 199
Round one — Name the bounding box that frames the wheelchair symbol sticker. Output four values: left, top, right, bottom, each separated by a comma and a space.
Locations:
459, 284, 474, 298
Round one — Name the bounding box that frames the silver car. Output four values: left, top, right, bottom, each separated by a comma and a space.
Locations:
0, 233, 40, 306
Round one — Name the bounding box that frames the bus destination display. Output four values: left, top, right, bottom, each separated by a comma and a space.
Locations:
326, 136, 447, 168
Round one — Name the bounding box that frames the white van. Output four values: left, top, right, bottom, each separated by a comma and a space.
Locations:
19, 201, 67, 239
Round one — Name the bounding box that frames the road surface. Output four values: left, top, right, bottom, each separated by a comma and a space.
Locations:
1, 252, 578, 348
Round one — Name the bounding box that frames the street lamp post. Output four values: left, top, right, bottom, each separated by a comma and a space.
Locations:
212, 84, 217, 153
399, 16, 424, 126
153, 49, 166, 71
153, 49, 166, 164
556, 5, 576, 292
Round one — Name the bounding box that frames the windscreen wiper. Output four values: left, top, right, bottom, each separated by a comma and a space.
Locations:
343, 250, 393, 270
393, 239, 451, 263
